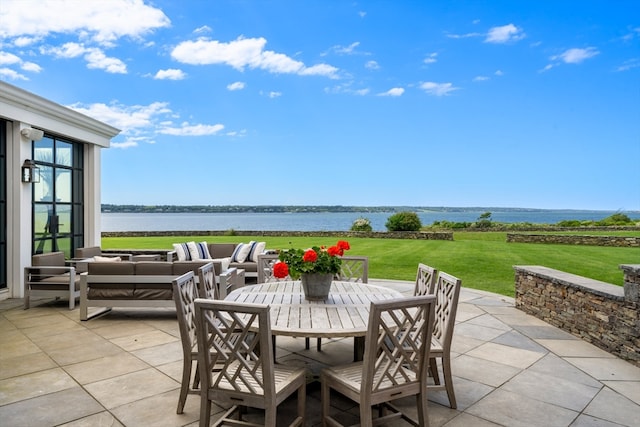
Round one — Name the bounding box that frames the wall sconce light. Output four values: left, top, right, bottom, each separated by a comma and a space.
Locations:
21, 127, 45, 141
21, 159, 40, 183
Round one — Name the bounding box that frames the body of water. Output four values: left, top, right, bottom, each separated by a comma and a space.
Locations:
101, 210, 632, 232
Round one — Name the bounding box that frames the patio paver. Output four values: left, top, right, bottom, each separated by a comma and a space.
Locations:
1, 280, 638, 427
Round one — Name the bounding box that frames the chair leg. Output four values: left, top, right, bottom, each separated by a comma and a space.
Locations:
321, 376, 330, 424
199, 392, 212, 427
317, 338, 322, 351
177, 358, 192, 413
442, 355, 457, 409
305, 337, 310, 350
429, 357, 440, 384
417, 391, 430, 427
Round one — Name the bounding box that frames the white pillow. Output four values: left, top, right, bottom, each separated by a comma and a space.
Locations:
173, 242, 193, 261
231, 243, 252, 263
250, 241, 266, 262
187, 241, 211, 260
93, 256, 122, 262
212, 257, 231, 271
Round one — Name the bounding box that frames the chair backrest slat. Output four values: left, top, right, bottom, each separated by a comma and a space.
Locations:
172, 272, 199, 357
362, 296, 435, 394
195, 299, 275, 399
336, 256, 369, 283
430, 272, 461, 347
197, 262, 222, 299
414, 263, 438, 296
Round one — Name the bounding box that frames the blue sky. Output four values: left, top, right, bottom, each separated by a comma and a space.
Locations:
1, 0, 639, 211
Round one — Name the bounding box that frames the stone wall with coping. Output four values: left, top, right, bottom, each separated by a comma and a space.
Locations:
514, 265, 639, 367
507, 234, 639, 247
102, 230, 454, 240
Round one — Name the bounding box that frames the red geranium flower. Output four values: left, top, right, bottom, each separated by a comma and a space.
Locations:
327, 245, 341, 257
273, 261, 289, 278
337, 240, 350, 251
302, 249, 318, 262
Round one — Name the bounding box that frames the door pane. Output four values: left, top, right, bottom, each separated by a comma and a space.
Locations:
56, 141, 73, 167
57, 205, 71, 234
34, 136, 54, 162
56, 169, 72, 203
34, 165, 53, 202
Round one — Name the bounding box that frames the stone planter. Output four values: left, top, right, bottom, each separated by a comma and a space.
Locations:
300, 273, 333, 300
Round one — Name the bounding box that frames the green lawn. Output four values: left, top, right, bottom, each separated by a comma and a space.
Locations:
102, 232, 639, 297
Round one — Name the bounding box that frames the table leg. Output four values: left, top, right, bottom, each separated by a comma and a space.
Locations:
353, 337, 365, 361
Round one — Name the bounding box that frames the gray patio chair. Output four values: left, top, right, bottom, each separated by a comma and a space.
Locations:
321, 295, 436, 426
257, 253, 290, 283
427, 271, 462, 409
194, 299, 307, 427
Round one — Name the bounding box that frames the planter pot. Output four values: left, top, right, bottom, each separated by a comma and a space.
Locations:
300, 273, 333, 300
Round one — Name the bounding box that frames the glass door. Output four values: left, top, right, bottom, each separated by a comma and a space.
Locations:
32, 135, 83, 258
0, 120, 6, 290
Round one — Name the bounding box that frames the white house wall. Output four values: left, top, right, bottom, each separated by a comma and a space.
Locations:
0, 81, 119, 301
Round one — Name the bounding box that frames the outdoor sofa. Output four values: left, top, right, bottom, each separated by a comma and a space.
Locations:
79, 259, 243, 320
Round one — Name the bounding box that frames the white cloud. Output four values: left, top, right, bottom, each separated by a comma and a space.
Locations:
0, 0, 170, 46
111, 139, 141, 149
13, 36, 40, 47
227, 81, 246, 91
359, 11, 366, 18
423, 53, 438, 64
485, 24, 525, 43
68, 101, 172, 134
21, 61, 41, 72
552, 47, 599, 64
420, 82, 459, 96
446, 32, 482, 39
84, 49, 127, 73
616, 58, 640, 72
494, 70, 504, 76
194, 25, 212, 34
473, 76, 489, 82
43, 42, 126, 73
0, 67, 27, 80
378, 87, 404, 97
154, 68, 186, 80
159, 122, 224, 136
171, 36, 339, 78
365, 60, 380, 70
332, 42, 361, 55
268, 91, 282, 98
0, 51, 21, 65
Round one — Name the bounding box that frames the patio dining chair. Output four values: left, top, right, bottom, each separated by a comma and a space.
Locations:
172, 271, 201, 414
194, 299, 307, 427
197, 262, 224, 299
426, 271, 461, 409
308, 255, 370, 351
414, 263, 439, 297
321, 295, 436, 427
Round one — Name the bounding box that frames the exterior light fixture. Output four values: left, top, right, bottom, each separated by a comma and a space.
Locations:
21, 127, 44, 141
21, 159, 40, 183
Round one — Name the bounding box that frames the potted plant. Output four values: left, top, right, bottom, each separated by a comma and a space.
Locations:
274, 240, 350, 299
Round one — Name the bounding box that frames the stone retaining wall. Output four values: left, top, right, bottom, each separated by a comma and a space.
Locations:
507, 233, 639, 247
102, 230, 454, 240
514, 265, 639, 367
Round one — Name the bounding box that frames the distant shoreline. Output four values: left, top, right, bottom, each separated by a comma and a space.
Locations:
101, 204, 639, 214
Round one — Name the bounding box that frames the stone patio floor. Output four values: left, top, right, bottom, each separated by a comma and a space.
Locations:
1, 279, 639, 427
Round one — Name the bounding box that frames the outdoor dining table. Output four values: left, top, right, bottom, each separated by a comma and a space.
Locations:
224, 280, 403, 360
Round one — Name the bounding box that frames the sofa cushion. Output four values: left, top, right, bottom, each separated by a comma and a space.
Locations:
172, 242, 193, 261
187, 241, 211, 260
135, 262, 173, 275
231, 243, 251, 263
88, 261, 135, 275
173, 260, 212, 276
208, 243, 236, 258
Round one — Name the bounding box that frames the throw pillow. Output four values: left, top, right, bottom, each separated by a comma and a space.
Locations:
187, 241, 211, 260
93, 256, 122, 262
173, 242, 193, 261
249, 241, 267, 262
231, 243, 252, 263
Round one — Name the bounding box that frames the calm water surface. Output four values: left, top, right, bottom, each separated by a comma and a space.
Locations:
101, 210, 627, 232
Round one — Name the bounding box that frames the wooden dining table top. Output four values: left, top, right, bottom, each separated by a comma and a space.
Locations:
224, 280, 403, 338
